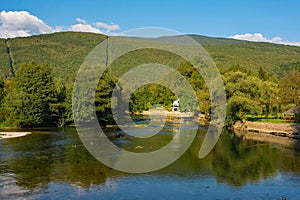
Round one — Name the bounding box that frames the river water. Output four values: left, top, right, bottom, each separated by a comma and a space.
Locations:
1, 118, 300, 199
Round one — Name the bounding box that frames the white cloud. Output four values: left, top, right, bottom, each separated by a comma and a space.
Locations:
229, 33, 300, 47
71, 18, 121, 35
275, 40, 300, 47
0, 10, 54, 38
69, 23, 103, 34
76, 18, 87, 24
271, 36, 282, 42
229, 33, 268, 42
93, 21, 120, 35
0, 10, 121, 38
94, 22, 120, 31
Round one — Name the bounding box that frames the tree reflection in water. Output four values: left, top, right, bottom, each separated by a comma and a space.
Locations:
1, 125, 300, 196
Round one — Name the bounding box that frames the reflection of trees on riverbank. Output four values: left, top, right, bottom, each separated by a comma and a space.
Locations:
232, 130, 300, 176
1, 127, 300, 191
280, 151, 300, 175
210, 130, 281, 186
4, 133, 56, 189
158, 129, 300, 186
1, 129, 124, 190
62, 139, 121, 186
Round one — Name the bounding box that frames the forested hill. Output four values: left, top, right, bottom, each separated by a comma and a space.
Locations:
0, 32, 107, 83
1, 31, 300, 82
1, 32, 299, 127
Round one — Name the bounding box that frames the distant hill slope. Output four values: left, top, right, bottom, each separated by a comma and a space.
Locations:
1, 32, 300, 83
0, 38, 11, 77
203, 40, 300, 74
188, 34, 243, 45
0, 32, 107, 83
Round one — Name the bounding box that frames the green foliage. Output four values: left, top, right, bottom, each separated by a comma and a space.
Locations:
5, 32, 107, 85
226, 94, 261, 126
274, 62, 300, 77
130, 84, 176, 113
61, 88, 74, 124
258, 66, 268, 81
0, 33, 300, 127
95, 71, 119, 125
223, 70, 261, 99
222, 67, 280, 125
0, 79, 5, 124
247, 116, 285, 123
2, 32, 300, 84
108, 49, 204, 113
0, 39, 11, 78
259, 80, 279, 118
128, 61, 207, 113
204, 41, 300, 75
72, 67, 120, 125
110, 48, 185, 77
2, 62, 58, 127
0, 79, 4, 101
279, 69, 300, 107
187, 34, 243, 45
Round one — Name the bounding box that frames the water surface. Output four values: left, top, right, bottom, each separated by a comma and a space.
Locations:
1, 119, 300, 199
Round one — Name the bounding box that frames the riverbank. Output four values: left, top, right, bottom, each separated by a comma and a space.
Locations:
234, 129, 300, 147
234, 121, 300, 139
141, 110, 195, 117
140, 110, 211, 126
0, 132, 31, 139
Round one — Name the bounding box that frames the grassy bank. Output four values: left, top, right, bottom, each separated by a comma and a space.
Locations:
246, 115, 300, 124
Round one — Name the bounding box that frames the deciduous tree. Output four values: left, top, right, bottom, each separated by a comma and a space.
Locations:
2, 62, 58, 127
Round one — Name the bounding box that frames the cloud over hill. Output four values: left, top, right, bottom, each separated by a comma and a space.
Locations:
229, 33, 300, 47
0, 10, 120, 38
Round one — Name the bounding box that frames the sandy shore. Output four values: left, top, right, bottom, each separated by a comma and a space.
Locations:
234, 130, 300, 147
234, 121, 300, 139
141, 110, 194, 117
0, 132, 31, 139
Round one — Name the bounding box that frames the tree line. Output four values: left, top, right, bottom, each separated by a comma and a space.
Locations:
0, 61, 299, 128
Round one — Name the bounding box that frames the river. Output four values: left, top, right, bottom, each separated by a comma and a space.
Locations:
1, 117, 300, 199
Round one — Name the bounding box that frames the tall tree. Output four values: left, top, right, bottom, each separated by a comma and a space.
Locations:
95, 71, 118, 125
226, 94, 261, 126
3, 62, 58, 127
279, 69, 300, 107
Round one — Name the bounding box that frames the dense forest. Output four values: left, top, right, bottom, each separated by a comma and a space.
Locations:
0, 32, 299, 127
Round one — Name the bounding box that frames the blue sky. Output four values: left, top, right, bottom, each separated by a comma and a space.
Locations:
1, 0, 300, 45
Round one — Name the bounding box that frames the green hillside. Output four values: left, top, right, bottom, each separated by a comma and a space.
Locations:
1, 32, 300, 83
0, 32, 299, 127
0, 32, 107, 83
158, 34, 300, 74
187, 34, 243, 45
204, 41, 300, 73
0, 38, 11, 78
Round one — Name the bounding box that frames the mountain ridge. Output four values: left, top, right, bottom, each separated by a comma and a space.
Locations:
1, 31, 300, 82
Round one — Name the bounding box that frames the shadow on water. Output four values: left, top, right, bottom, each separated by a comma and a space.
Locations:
1, 123, 300, 198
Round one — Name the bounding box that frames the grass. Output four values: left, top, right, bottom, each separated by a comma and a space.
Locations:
246, 115, 299, 123
248, 118, 285, 123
